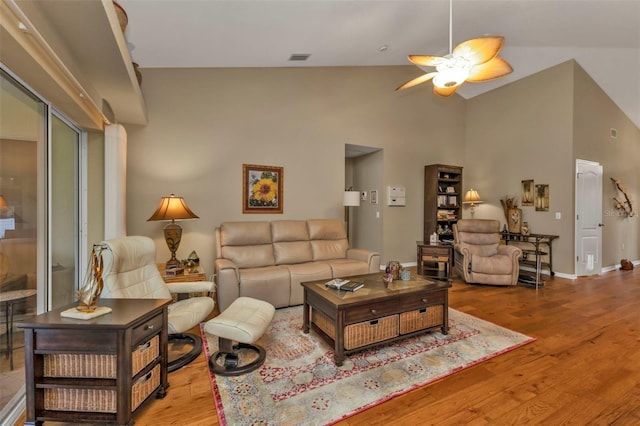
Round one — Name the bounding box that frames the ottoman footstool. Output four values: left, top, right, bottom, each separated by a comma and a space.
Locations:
205, 297, 275, 376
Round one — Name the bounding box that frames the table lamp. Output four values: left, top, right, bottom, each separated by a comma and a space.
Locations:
147, 194, 199, 269
463, 189, 483, 218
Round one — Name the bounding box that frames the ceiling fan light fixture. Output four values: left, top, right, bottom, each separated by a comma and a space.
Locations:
396, 0, 512, 96
433, 57, 472, 88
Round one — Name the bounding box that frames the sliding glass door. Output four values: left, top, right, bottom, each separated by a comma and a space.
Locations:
0, 66, 85, 423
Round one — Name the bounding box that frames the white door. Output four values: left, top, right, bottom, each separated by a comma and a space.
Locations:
575, 159, 603, 276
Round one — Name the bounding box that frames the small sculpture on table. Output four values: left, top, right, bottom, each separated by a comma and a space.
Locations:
61, 244, 112, 319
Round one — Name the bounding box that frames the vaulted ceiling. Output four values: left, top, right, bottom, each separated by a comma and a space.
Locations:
120, 0, 639, 127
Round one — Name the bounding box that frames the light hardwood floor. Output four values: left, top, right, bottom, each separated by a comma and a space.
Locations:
20, 267, 640, 425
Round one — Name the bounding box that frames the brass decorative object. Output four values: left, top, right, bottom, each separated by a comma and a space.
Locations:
76, 244, 108, 313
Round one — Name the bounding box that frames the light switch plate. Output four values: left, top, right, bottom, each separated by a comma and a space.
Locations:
555, 212, 561, 219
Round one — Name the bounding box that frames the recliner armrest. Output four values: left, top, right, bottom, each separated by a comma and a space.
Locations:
166, 281, 215, 294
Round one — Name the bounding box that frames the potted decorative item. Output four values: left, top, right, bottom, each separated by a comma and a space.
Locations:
522, 222, 530, 236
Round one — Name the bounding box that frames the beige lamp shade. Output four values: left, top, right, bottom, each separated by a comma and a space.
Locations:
463, 189, 483, 206
343, 191, 361, 207
148, 194, 199, 221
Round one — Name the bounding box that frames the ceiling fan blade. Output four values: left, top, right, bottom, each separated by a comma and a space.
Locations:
453, 36, 504, 65
466, 56, 513, 82
433, 83, 462, 97
408, 55, 447, 67
395, 72, 437, 91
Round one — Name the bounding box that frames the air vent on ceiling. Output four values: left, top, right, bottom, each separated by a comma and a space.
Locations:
289, 53, 311, 61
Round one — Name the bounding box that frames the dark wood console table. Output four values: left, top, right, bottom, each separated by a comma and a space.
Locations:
502, 232, 559, 287
17, 298, 171, 426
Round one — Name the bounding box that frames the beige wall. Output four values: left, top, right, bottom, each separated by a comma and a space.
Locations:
123, 66, 466, 275
466, 61, 639, 275
124, 62, 637, 278
87, 131, 105, 246
573, 63, 640, 267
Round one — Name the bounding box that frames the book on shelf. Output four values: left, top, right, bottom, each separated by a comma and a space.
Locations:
325, 278, 364, 292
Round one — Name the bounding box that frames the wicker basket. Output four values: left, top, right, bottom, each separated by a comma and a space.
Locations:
132, 335, 159, 376
344, 315, 398, 350
44, 388, 116, 413
312, 309, 336, 340
132, 364, 161, 411
43, 353, 116, 379
399, 305, 443, 334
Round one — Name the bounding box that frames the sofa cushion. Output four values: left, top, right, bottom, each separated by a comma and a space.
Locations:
311, 240, 348, 261
220, 221, 272, 246
273, 241, 313, 265
307, 219, 346, 240
238, 266, 291, 309
466, 243, 499, 257
222, 245, 275, 269
471, 254, 513, 275
286, 262, 333, 306
271, 220, 309, 242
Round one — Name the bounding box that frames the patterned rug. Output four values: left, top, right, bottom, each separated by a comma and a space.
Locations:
202, 307, 534, 426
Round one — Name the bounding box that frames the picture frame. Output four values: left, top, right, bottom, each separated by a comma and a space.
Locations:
370, 190, 378, 204
521, 179, 534, 206
242, 164, 283, 213
535, 184, 549, 211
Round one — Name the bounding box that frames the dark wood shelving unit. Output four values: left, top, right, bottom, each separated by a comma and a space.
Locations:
424, 164, 463, 244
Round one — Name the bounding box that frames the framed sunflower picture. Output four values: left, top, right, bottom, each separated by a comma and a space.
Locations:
242, 164, 283, 213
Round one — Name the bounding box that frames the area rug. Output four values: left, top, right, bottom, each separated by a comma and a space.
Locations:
202, 307, 534, 426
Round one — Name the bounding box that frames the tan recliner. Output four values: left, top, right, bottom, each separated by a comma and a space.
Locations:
100, 236, 215, 371
453, 219, 522, 286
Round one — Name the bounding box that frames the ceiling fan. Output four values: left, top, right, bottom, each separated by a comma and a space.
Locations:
396, 0, 513, 97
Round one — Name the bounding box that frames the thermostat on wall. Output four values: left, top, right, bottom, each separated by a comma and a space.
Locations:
387, 185, 406, 206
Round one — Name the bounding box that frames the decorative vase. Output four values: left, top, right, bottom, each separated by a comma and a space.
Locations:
522, 222, 530, 236
507, 208, 522, 233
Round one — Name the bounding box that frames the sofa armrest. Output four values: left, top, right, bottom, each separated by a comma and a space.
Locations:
215, 258, 240, 312
166, 281, 215, 294
347, 248, 381, 273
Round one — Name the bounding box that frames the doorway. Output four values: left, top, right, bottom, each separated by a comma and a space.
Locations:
345, 144, 383, 255
575, 159, 603, 276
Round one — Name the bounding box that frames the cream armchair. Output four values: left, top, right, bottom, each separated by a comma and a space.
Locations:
100, 236, 215, 371
453, 219, 522, 286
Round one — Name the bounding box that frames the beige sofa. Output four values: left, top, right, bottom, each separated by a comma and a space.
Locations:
215, 219, 381, 311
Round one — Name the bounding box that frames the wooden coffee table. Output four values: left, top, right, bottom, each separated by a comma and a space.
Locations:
301, 273, 451, 366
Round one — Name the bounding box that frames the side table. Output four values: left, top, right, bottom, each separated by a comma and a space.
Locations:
17, 298, 171, 425
157, 264, 206, 283
416, 241, 453, 284
156, 264, 209, 300
1, 288, 37, 370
